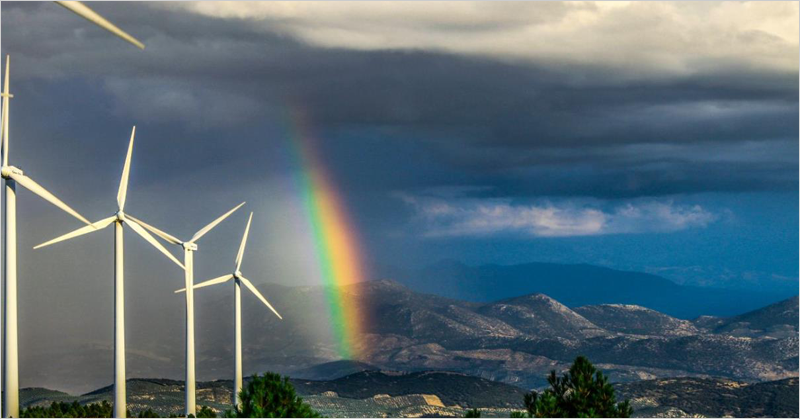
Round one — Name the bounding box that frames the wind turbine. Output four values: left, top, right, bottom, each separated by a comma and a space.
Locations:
1, 55, 94, 418
125, 202, 245, 417
176, 212, 282, 407
55, 1, 146, 49
34, 127, 185, 418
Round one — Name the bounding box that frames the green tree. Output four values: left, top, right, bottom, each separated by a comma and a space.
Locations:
195, 406, 218, 418
21, 400, 117, 418
226, 372, 320, 418
465, 407, 481, 418
513, 356, 632, 418
134, 408, 160, 418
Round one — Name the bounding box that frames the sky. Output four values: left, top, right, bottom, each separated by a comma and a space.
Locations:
0, 0, 797, 288
0, 0, 798, 390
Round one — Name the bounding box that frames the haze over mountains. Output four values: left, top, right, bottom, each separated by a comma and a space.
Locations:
380, 261, 796, 318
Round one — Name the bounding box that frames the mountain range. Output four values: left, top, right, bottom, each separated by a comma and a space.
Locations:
380, 261, 796, 318
21, 264, 799, 401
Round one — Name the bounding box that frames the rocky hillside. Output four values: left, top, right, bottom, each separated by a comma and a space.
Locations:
616, 377, 799, 418
574, 304, 698, 336
694, 296, 799, 338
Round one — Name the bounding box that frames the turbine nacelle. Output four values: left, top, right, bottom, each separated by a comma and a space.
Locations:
33, 127, 186, 271
1, 164, 23, 178
179, 213, 283, 320
183, 242, 198, 251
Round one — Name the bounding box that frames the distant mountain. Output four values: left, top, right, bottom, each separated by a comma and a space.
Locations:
292, 360, 377, 381
694, 296, 799, 338
574, 304, 698, 336
381, 261, 795, 318
477, 294, 609, 339
615, 377, 799, 418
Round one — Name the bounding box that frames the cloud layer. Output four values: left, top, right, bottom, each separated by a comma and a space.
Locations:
169, 1, 798, 79
399, 193, 718, 237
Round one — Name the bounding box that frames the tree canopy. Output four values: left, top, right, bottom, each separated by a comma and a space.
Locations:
226, 372, 320, 418
516, 356, 632, 418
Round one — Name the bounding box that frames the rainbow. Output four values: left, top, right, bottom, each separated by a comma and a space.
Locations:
284, 108, 366, 360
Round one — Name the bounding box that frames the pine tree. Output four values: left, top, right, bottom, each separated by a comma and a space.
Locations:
513, 356, 632, 418
226, 372, 320, 418
196, 405, 218, 418
465, 407, 482, 417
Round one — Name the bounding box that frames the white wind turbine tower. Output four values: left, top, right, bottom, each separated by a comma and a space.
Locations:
176, 212, 282, 407
125, 202, 245, 417
34, 127, 185, 418
0, 55, 94, 418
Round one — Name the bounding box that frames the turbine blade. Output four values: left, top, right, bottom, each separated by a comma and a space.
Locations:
234, 212, 253, 271
34, 216, 116, 249
240, 276, 282, 319
116, 126, 135, 211
126, 218, 185, 270
175, 274, 233, 293
125, 214, 182, 245
56, 1, 145, 50
190, 202, 245, 243
2, 55, 10, 167
8, 172, 92, 225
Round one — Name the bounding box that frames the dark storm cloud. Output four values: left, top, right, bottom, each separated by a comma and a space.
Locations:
2, 1, 796, 201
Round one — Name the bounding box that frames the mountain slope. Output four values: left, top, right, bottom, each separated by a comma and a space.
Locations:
616, 377, 799, 418
478, 294, 608, 339
694, 296, 799, 338
293, 370, 527, 408
574, 304, 698, 336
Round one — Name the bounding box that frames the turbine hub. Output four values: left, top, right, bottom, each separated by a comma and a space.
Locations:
116, 211, 126, 221
1, 165, 22, 178
234, 270, 242, 278
183, 242, 198, 251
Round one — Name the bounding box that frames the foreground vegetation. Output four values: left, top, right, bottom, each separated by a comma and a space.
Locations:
510, 356, 632, 418
21, 401, 217, 418
226, 372, 320, 418
467, 356, 632, 418
27, 357, 626, 418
